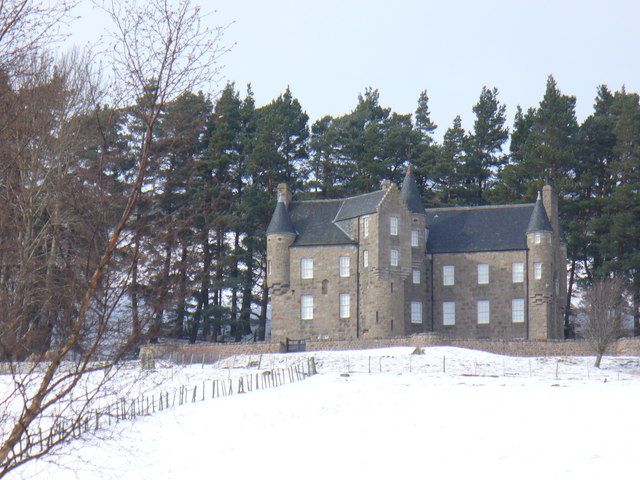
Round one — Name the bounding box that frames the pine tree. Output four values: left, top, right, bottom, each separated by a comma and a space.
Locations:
432, 115, 466, 204
463, 86, 509, 204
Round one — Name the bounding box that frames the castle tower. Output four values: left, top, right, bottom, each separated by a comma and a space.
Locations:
526, 192, 555, 339
400, 166, 429, 334
266, 184, 296, 295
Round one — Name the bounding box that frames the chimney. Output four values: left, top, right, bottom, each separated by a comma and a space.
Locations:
542, 184, 559, 236
276, 183, 292, 207
381, 179, 394, 190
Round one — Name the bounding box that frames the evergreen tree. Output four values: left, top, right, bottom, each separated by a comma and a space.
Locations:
432, 115, 466, 204
463, 86, 509, 204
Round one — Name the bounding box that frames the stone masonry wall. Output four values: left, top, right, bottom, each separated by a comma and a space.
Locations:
140, 336, 640, 362
431, 250, 528, 339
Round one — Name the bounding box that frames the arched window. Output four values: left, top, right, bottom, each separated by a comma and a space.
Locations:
322, 279, 328, 294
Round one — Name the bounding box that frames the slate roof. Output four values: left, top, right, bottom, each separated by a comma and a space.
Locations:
426, 204, 536, 253
288, 200, 354, 246
526, 195, 553, 232
334, 190, 386, 222
400, 169, 425, 214
266, 202, 296, 235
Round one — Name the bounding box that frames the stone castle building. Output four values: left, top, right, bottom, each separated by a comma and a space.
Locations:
266, 168, 566, 342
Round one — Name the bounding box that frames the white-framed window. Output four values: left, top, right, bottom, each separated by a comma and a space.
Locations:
534, 232, 541, 244
411, 302, 423, 324
512, 298, 525, 323
477, 263, 489, 284
301, 295, 313, 320
363, 250, 369, 268
443, 301, 455, 325
411, 229, 419, 247
300, 258, 313, 279
512, 262, 524, 283
390, 216, 398, 236
390, 249, 399, 267
339, 293, 350, 318
443, 265, 455, 285
267, 260, 272, 276
339, 256, 350, 277
477, 300, 490, 324
412, 268, 420, 284
362, 216, 369, 238
534, 262, 542, 280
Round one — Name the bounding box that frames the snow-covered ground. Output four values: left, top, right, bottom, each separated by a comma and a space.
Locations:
10, 346, 640, 480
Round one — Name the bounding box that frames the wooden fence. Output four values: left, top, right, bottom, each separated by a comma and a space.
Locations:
8, 357, 317, 465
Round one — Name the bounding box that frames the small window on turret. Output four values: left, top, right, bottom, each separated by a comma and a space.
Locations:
267, 261, 272, 276
534, 232, 541, 244
534, 262, 542, 280
411, 230, 419, 247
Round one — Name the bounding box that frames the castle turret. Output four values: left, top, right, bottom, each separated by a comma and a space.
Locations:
400, 165, 425, 215
266, 184, 296, 294
526, 192, 555, 339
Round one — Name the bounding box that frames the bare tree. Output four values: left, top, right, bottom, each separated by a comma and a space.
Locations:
0, 0, 228, 475
582, 277, 628, 368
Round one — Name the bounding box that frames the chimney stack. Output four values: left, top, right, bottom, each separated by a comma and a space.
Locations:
276, 183, 292, 207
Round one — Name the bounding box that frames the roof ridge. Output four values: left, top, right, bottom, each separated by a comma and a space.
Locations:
428, 203, 534, 212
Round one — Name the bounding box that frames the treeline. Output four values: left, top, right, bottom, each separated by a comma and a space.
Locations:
3, 70, 640, 352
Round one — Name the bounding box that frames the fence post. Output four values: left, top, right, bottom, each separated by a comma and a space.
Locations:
442, 356, 446, 373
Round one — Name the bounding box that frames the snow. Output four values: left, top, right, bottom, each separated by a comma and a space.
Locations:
9, 346, 640, 480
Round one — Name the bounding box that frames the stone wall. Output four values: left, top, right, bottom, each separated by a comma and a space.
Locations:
431, 250, 529, 339
140, 336, 640, 363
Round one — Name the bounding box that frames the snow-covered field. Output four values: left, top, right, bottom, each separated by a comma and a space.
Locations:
10, 346, 640, 480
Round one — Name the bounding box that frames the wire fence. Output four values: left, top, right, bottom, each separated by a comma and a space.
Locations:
8, 356, 317, 465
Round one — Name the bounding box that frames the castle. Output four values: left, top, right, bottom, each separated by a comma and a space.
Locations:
266, 168, 566, 342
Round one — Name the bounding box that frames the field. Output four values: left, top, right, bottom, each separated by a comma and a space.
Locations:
8, 346, 640, 480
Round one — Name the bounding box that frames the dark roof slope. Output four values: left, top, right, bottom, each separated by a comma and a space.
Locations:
526, 195, 553, 232
266, 202, 296, 235
426, 204, 535, 253
289, 200, 354, 246
334, 190, 386, 222
400, 169, 425, 214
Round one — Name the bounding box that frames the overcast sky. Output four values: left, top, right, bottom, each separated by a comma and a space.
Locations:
69, 0, 640, 139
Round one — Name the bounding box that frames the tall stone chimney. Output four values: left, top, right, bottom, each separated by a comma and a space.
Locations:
276, 183, 292, 207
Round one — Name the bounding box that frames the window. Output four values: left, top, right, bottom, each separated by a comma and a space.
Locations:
534, 262, 542, 280
339, 256, 350, 277
512, 298, 525, 323
322, 280, 328, 294
477, 263, 489, 284
411, 302, 423, 324
390, 216, 398, 236
267, 260, 272, 276
300, 258, 313, 279
443, 302, 455, 325
362, 216, 369, 238
363, 250, 369, 268
443, 265, 455, 285
512, 262, 524, 283
412, 268, 420, 284
534, 232, 541, 244
411, 229, 419, 247
477, 300, 490, 324
339, 293, 350, 318
390, 249, 399, 267
301, 295, 313, 320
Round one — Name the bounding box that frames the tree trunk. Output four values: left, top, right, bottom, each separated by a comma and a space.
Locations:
231, 231, 240, 341
634, 285, 640, 337
595, 351, 603, 369
258, 280, 268, 342
150, 238, 172, 343
564, 257, 576, 338
174, 243, 188, 338
131, 211, 141, 338
190, 228, 210, 344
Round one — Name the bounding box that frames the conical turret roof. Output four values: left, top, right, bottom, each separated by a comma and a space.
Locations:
400, 166, 425, 214
526, 193, 552, 233
267, 201, 296, 235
